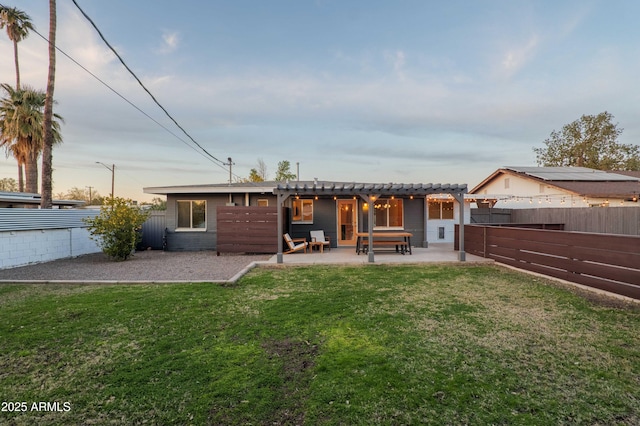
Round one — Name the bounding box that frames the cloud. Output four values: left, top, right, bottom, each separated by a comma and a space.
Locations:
499, 34, 539, 78
384, 50, 406, 80
157, 31, 180, 54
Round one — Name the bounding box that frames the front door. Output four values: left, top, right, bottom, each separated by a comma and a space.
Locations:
337, 199, 357, 246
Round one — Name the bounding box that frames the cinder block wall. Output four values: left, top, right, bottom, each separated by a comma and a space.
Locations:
0, 228, 101, 269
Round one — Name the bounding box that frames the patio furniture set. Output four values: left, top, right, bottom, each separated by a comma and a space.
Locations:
283, 231, 413, 255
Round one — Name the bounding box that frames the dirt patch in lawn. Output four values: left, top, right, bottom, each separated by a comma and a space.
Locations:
261, 338, 319, 425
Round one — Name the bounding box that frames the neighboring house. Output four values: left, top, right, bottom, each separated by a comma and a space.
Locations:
143, 180, 470, 252
0, 191, 85, 208
469, 167, 640, 208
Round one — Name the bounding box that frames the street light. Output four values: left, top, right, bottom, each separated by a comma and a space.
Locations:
96, 162, 115, 198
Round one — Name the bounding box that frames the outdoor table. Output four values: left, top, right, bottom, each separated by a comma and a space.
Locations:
308, 240, 325, 253
355, 232, 413, 255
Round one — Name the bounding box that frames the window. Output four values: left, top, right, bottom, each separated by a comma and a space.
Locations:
428, 200, 454, 220
177, 200, 206, 230
504, 178, 510, 189
292, 199, 313, 223
257, 199, 269, 207
373, 198, 403, 229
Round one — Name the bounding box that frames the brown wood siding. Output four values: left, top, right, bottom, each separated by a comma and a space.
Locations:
216, 206, 278, 253
459, 225, 640, 299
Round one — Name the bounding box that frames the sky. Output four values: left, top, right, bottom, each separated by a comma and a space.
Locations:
1, 0, 640, 202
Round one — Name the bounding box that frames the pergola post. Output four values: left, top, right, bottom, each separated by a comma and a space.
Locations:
360, 194, 375, 263
276, 192, 290, 264
454, 192, 466, 261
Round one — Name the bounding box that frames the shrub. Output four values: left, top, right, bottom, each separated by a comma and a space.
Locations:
84, 197, 150, 261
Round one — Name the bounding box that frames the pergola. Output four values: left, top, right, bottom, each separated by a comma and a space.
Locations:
273, 181, 468, 263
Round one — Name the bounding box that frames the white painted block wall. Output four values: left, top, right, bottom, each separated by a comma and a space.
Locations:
0, 228, 101, 269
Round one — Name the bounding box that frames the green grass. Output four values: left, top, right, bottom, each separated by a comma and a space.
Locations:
1, 264, 639, 425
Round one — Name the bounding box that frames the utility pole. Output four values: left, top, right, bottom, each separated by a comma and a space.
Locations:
85, 186, 93, 204
223, 157, 235, 204
296, 162, 300, 181
223, 157, 235, 185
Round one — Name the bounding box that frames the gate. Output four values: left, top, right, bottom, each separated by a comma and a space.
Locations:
139, 211, 166, 250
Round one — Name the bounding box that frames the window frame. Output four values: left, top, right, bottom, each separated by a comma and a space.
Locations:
373, 198, 404, 230
176, 200, 207, 231
292, 199, 314, 223
428, 200, 455, 220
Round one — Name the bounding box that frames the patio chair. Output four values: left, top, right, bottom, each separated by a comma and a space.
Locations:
283, 233, 308, 254
310, 230, 331, 251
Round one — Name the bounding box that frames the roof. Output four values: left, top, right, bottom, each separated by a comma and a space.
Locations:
0, 191, 86, 208
145, 180, 468, 197
611, 170, 640, 179
470, 167, 640, 198
144, 181, 278, 195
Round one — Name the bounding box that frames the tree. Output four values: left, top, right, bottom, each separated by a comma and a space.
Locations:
41, 0, 57, 208
248, 168, 265, 182
240, 158, 269, 182
274, 160, 297, 182
255, 158, 268, 180
145, 197, 166, 211
0, 6, 34, 91
84, 197, 150, 261
57, 186, 103, 204
0, 84, 63, 194
0, 177, 18, 191
534, 112, 640, 170
0, 6, 34, 191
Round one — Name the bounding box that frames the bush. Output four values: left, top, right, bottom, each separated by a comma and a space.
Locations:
84, 197, 150, 261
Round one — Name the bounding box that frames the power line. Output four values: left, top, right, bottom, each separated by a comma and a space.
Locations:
70, 0, 227, 167
1, 1, 265, 184
29, 27, 223, 166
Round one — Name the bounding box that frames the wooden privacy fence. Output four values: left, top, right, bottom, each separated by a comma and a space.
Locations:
458, 225, 640, 300
511, 207, 640, 236
216, 206, 278, 254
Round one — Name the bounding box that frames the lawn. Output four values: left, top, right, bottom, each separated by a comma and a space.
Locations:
1, 264, 639, 425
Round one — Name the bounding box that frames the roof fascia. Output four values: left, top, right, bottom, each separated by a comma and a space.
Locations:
144, 185, 276, 195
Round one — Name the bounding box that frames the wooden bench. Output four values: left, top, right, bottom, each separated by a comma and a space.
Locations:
361, 240, 409, 254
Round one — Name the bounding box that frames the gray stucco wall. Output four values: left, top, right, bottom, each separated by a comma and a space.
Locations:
404, 198, 426, 247
288, 198, 337, 247
163, 193, 427, 251
164, 193, 278, 251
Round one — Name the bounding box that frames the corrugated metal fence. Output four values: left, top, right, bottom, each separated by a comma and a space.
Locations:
139, 211, 166, 250
0, 209, 102, 269
0, 208, 99, 231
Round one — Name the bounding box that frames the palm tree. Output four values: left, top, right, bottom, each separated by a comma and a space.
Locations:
0, 6, 34, 90
41, 0, 57, 208
0, 84, 63, 195
1, 6, 35, 192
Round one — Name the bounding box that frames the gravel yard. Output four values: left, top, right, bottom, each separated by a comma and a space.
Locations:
0, 251, 272, 282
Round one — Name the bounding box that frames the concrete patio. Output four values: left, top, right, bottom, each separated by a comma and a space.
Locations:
265, 243, 492, 265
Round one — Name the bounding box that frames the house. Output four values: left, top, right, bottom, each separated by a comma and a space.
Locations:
143, 180, 470, 259
0, 191, 85, 208
469, 167, 640, 208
